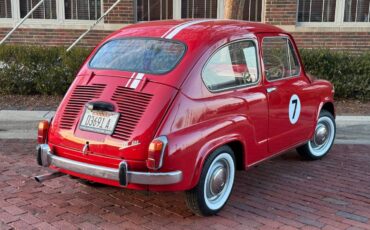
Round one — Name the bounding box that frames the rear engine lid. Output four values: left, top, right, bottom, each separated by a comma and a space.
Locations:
49, 73, 177, 162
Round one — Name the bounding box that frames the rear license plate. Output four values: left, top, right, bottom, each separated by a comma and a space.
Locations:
79, 109, 120, 135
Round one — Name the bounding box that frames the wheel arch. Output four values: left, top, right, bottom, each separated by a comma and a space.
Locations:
317, 100, 335, 122
189, 137, 247, 190
227, 140, 245, 171
321, 102, 335, 117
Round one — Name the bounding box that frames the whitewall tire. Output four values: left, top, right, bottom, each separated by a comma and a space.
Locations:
185, 146, 236, 216
297, 110, 336, 160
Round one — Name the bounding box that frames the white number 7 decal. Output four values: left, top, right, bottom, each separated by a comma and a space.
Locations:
289, 95, 301, 124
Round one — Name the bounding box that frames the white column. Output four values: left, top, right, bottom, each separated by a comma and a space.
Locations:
56, 0, 65, 23
262, 0, 266, 22
11, 0, 20, 23
217, 0, 224, 19
335, 0, 345, 24
173, 0, 181, 19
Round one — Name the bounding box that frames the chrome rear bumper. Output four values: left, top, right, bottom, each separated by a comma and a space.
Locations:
36, 144, 182, 186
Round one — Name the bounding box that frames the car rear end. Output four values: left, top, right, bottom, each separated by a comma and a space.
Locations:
36, 36, 186, 190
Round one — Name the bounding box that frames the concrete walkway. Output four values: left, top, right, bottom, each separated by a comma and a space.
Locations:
0, 110, 369, 144
0, 110, 55, 139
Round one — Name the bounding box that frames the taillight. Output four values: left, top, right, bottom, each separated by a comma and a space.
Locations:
37, 120, 49, 144
146, 136, 168, 170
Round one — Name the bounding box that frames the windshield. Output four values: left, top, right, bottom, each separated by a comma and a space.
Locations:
89, 38, 186, 74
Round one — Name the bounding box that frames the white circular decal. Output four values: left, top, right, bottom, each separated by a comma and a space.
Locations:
289, 94, 301, 124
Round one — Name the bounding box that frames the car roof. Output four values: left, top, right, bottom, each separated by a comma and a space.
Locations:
109, 19, 286, 43
90, 20, 287, 89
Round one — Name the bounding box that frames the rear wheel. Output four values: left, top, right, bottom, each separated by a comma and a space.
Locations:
185, 146, 235, 216
297, 110, 336, 160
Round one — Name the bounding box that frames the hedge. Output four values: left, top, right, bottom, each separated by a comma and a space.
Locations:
300, 49, 370, 101
0, 45, 369, 100
0, 45, 91, 95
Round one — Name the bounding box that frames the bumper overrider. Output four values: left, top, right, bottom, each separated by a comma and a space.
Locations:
36, 144, 182, 186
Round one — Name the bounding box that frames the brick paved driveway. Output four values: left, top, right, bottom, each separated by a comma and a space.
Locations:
1, 140, 370, 230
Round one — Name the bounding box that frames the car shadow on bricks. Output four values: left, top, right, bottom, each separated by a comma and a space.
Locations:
1, 139, 370, 229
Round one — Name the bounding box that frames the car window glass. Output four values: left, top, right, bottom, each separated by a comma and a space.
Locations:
202, 41, 259, 91
89, 38, 186, 74
262, 37, 300, 81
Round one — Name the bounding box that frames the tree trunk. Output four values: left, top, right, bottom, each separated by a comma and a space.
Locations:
224, 0, 246, 20
224, 0, 234, 19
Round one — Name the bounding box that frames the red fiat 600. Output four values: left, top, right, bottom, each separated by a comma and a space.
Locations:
36, 20, 336, 216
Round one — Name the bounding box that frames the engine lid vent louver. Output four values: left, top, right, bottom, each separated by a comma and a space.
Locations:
60, 84, 106, 129
111, 86, 153, 141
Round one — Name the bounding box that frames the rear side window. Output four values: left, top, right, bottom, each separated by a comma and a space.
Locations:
262, 37, 300, 81
89, 38, 186, 74
202, 41, 259, 91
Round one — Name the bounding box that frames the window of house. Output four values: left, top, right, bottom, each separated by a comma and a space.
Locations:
262, 37, 300, 81
242, 0, 263, 21
0, 0, 11, 18
20, 0, 57, 19
202, 41, 259, 91
344, 0, 370, 22
137, 0, 173, 21
181, 0, 217, 18
298, 0, 336, 22
65, 0, 102, 20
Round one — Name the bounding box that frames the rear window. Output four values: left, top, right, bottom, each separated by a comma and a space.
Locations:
89, 38, 186, 74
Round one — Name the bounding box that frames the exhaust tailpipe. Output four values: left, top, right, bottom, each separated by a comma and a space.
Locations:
34, 172, 64, 183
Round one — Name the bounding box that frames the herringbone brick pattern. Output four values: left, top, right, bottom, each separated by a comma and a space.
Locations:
1, 140, 369, 229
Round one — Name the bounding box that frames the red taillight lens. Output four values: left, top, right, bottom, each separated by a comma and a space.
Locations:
146, 137, 167, 170
37, 120, 49, 144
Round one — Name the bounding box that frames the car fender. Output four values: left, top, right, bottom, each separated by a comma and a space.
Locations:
190, 131, 247, 189
310, 80, 335, 139
317, 99, 333, 118
158, 114, 252, 191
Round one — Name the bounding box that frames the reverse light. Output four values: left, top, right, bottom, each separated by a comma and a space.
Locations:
37, 120, 49, 144
147, 136, 168, 170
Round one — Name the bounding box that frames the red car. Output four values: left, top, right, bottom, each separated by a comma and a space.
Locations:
36, 19, 336, 216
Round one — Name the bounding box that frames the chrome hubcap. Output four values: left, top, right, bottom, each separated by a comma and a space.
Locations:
209, 167, 227, 197
308, 116, 335, 157
314, 124, 328, 146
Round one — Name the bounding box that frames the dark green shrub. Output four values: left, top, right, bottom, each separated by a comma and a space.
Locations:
300, 49, 370, 101
0, 45, 91, 95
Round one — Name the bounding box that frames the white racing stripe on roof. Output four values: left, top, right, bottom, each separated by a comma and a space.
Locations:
161, 21, 193, 38
130, 73, 145, 89
164, 19, 215, 39
125, 72, 137, 87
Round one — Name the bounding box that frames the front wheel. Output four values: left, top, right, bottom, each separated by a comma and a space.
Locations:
185, 146, 235, 216
297, 110, 336, 160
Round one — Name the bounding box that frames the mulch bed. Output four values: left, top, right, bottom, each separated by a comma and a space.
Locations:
0, 95, 369, 115
335, 100, 370, 115
0, 95, 63, 111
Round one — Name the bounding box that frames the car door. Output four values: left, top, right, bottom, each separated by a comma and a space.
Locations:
201, 39, 269, 164
259, 34, 314, 154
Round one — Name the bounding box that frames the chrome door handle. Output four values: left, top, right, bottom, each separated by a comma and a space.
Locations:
266, 87, 277, 93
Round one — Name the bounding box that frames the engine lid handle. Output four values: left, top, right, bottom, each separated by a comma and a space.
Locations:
86, 101, 115, 112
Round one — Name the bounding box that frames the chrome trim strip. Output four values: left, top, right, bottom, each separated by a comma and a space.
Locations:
37, 144, 182, 185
